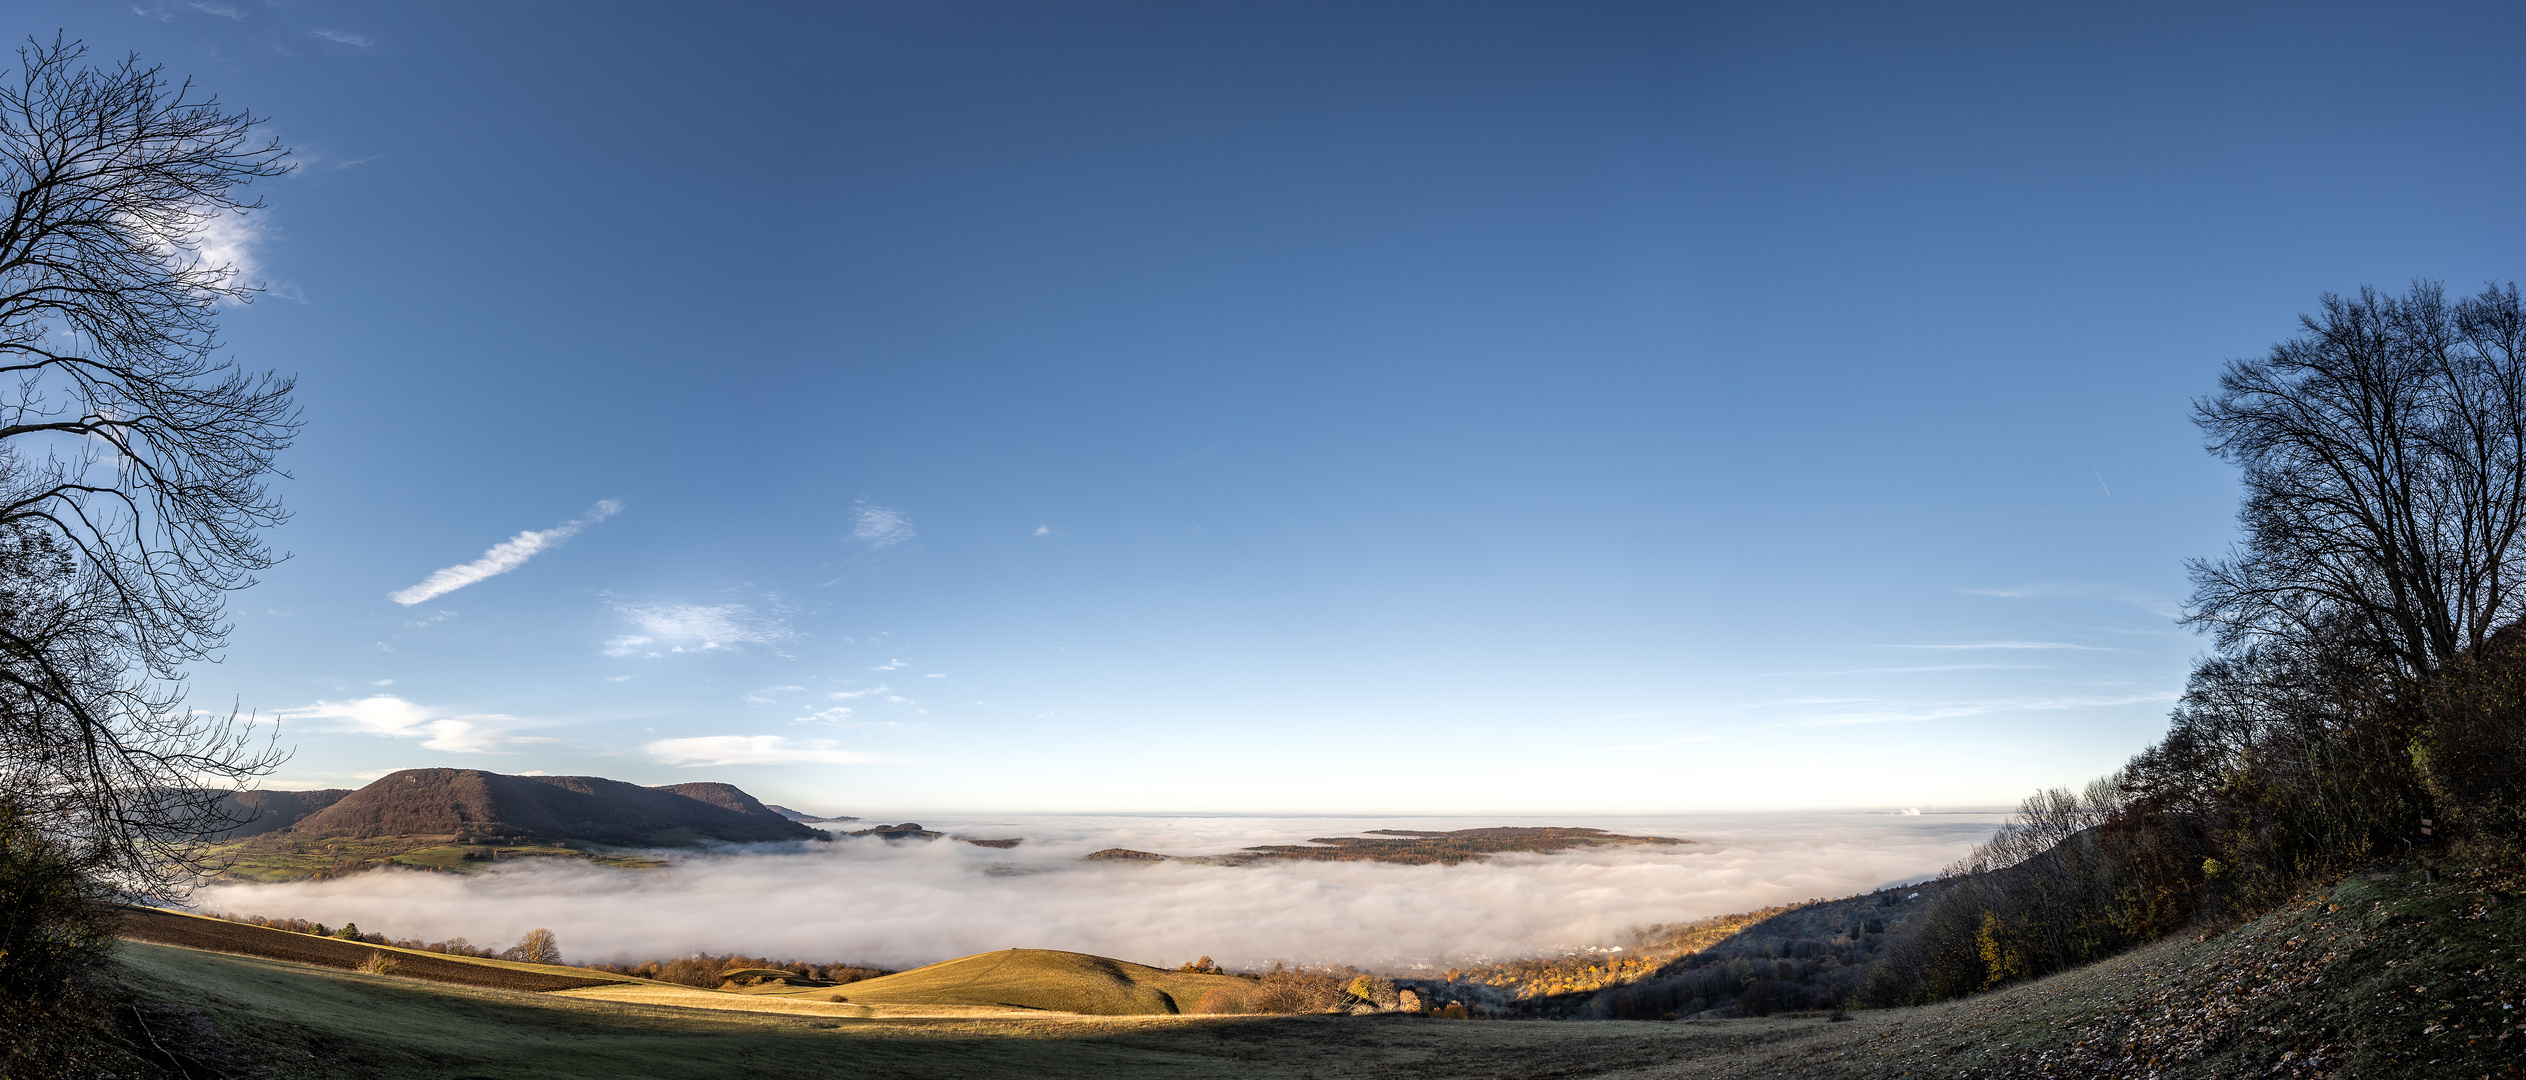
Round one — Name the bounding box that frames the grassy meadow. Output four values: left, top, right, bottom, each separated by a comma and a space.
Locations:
98, 860, 2526, 1079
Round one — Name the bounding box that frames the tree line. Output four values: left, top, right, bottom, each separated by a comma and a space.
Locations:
205, 911, 564, 965
1864, 281, 2526, 1004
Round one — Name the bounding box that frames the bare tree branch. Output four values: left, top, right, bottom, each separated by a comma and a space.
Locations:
0, 36, 294, 900
2188, 281, 2526, 679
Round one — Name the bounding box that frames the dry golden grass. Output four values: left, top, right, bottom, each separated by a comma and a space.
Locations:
795, 948, 1259, 1015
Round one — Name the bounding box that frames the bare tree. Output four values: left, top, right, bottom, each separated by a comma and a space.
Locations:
510, 928, 561, 966
0, 36, 295, 897
2188, 281, 2526, 679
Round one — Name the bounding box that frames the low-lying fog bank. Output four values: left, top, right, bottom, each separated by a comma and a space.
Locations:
193, 811, 2003, 970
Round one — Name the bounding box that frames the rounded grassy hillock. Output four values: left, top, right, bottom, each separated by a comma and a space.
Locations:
832, 949, 1254, 1015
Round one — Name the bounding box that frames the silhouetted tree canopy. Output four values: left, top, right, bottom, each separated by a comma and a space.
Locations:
2189, 282, 2526, 677
1877, 281, 2526, 1004
0, 36, 295, 898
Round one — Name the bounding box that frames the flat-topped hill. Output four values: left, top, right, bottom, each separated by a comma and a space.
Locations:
1081, 826, 1695, 866
287, 768, 817, 846
1223, 826, 1689, 865
830, 949, 1256, 1015
1074, 828, 1692, 867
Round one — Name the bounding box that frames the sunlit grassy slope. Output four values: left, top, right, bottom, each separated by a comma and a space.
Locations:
803, 949, 1253, 1014
551, 949, 1261, 1019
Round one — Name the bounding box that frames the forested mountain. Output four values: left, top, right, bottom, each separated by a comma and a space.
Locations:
264, 769, 817, 846
197, 789, 355, 840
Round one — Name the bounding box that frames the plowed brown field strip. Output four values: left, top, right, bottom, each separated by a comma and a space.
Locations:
114, 907, 626, 992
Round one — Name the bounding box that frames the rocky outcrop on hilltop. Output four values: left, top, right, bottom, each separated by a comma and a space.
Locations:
651, 781, 790, 823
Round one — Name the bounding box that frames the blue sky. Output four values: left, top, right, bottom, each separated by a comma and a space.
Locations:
36, 1, 2526, 813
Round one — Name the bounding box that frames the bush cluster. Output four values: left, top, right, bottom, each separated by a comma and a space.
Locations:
0, 799, 117, 1001
1868, 622, 2526, 1004
1246, 964, 1351, 1013
1855, 283, 2526, 1006
589, 954, 895, 988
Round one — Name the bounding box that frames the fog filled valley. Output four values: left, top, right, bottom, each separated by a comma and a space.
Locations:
191, 812, 2000, 971
17, 5, 2526, 1079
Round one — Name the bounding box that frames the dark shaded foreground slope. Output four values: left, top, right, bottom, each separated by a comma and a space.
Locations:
1646, 864, 2526, 1079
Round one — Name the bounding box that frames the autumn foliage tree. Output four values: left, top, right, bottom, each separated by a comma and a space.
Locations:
508, 928, 561, 966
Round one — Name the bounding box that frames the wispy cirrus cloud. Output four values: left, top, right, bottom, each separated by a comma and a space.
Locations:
283, 694, 553, 753
1885, 641, 2119, 652
1586, 734, 1727, 752
819, 683, 924, 714
1750, 664, 2038, 678
135, 1, 245, 21
390, 500, 621, 605
184, 210, 269, 295
312, 29, 374, 47
644, 735, 877, 766
1964, 582, 2183, 619
849, 504, 914, 548
1759, 691, 2179, 728
790, 706, 906, 729
604, 600, 793, 657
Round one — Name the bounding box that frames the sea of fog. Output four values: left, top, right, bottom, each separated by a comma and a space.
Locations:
193, 811, 2006, 972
